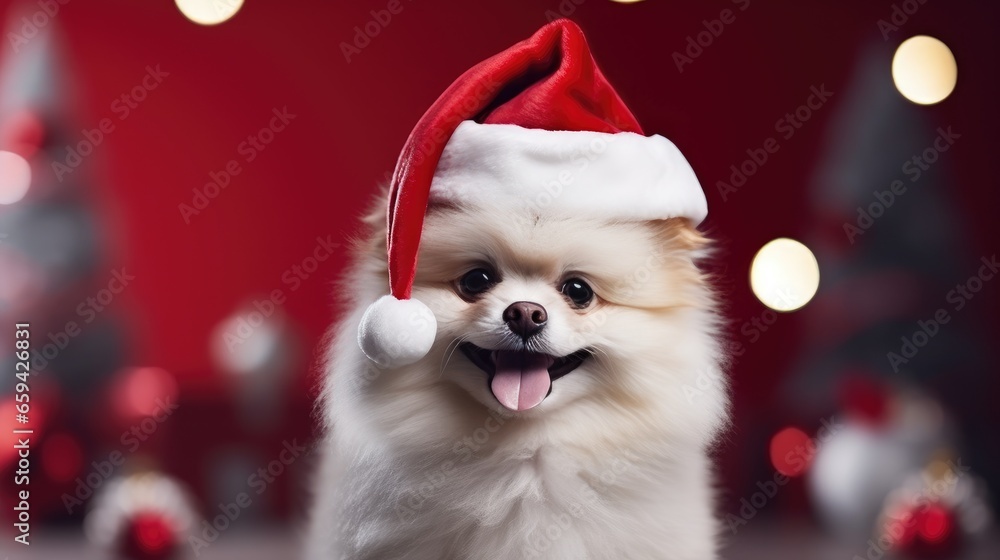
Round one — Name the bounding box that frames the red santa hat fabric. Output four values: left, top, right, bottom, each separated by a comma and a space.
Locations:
358, 19, 707, 367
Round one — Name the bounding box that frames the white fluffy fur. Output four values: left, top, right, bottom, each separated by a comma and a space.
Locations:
306, 198, 729, 560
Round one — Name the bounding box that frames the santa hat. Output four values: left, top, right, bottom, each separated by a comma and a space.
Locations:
358, 19, 707, 368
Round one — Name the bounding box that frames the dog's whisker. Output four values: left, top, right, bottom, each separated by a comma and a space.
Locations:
439, 328, 495, 375
440, 335, 468, 367
440, 333, 475, 372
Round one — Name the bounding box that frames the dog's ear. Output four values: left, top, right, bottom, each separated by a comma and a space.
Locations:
355, 186, 465, 265
358, 185, 461, 244
347, 185, 391, 261
649, 218, 710, 254
361, 183, 391, 232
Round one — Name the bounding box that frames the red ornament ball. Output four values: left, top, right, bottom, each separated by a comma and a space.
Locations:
121, 511, 177, 560
884, 501, 961, 558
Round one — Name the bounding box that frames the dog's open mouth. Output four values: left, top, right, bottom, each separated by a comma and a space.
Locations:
459, 343, 591, 412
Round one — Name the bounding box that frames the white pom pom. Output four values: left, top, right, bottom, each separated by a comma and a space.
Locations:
357, 295, 437, 368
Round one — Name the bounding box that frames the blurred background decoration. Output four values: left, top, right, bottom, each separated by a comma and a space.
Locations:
0, 0, 997, 558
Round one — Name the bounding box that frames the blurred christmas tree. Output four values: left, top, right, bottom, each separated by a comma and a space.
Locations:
0, 3, 130, 522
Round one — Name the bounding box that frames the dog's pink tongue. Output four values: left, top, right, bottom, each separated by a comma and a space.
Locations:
491, 351, 553, 411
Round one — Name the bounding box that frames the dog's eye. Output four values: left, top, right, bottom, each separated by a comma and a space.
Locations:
560, 278, 594, 308
458, 268, 497, 297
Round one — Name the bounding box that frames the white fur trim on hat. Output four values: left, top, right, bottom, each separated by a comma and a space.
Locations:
429, 121, 708, 224
358, 295, 437, 368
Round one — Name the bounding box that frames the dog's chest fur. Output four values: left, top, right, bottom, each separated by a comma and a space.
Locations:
311, 422, 718, 560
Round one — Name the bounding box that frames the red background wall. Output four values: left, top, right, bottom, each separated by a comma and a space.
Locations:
6, 0, 998, 520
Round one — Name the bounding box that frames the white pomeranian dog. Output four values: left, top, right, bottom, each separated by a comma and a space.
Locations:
306, 199, 729, 559
307, 18, 728, 560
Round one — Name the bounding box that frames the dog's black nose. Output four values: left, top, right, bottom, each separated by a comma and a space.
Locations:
503, 301, 547, 340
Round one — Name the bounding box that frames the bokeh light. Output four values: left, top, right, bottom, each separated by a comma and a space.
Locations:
210, 309, 288, 376
769, 426, 813, 477
175, 0, 244, 26
0, 111, 45, 158
0, 150, 31, 204
750, 238, 820, 312
114, 367, 179, 419
892, 35, 957, 105
0, 395, 48, 467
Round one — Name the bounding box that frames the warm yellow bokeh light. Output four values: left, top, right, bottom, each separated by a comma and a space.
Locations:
175, 0, 244, 26
750, 238, 820, 312
892, 35, 957, 105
